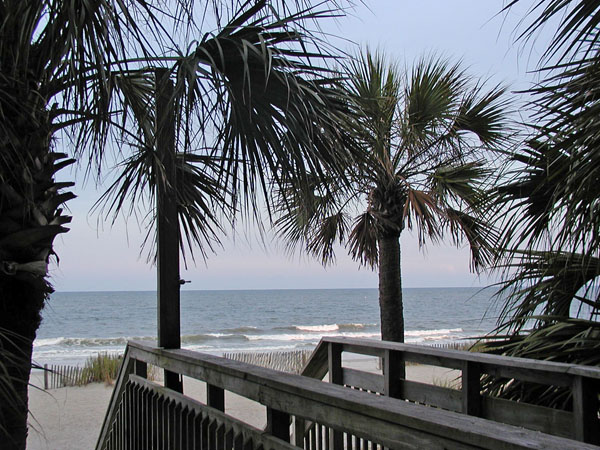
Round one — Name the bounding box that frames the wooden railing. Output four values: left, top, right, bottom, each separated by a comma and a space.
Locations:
302, 337, 600, 445
96, 340, 600, 449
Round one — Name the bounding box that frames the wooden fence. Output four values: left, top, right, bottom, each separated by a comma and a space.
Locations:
42, 363, 93, 389
223, 350, 313, 374
40, 342, 478, 390
96, 340, 600, 449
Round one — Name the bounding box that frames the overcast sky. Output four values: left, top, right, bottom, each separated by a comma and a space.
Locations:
50, 0, 551, 292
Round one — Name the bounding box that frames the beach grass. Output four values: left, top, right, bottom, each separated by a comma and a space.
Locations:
80, 353, 123, 385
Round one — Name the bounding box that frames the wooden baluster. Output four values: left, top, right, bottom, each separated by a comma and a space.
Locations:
233, 431, 243, 450
461, 361, 481, 416
384, 349, 404, 399
194, 413, 202, 450
135, 360, 147, 378
201, 415, 209, 450
208, 418, 217, 450
328, 343, 344, 450
573, 375, 600, 444
267, 407, 291, 443
207, 384, 225, 412
294, 416, 305, 448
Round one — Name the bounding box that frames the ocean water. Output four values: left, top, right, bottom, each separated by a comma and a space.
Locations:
33, 287, 500, 366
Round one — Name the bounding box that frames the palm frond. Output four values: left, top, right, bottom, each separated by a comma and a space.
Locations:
430, 161, 488, 207
306, 212, 350, 265
347, 212, 379, 268
172, 1, 360, 217
402, 187, 441, 246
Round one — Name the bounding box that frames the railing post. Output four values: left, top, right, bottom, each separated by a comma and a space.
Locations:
328, 343, 343, 450
135, 360, 147, 378
328, 343, 343, 385
266, 407, 291, 443
462, 361, 481, 416
155, 68, 183, 394
384, 349, 404, 399
573, 375, 600, 444
294, 416, 305, 448
43, 363, 48, 390
207, 384, 225, 412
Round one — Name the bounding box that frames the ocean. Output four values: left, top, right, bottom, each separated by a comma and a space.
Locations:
33, 287, 500, 366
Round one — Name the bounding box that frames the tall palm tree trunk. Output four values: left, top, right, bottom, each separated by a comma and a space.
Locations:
378, 231, 404, 342
0, 278, 51, 450
0, 97, 73, 447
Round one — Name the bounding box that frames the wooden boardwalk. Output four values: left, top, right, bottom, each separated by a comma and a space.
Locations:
96, 338, 600, 449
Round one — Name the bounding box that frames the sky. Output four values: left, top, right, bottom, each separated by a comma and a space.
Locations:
50, 0, 552, 292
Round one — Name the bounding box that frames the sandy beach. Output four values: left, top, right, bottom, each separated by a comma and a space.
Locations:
27, 359, 459, 450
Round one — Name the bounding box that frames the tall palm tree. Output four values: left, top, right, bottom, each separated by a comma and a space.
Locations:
276, 51, 511, 343
0, 1, 359, 448
479, 1, 600, 411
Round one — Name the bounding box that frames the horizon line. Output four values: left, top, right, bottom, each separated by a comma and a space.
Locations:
54, 285, 490, 293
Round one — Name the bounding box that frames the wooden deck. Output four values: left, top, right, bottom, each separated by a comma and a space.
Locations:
303, 337, 600, 443
96, 338, 600, 449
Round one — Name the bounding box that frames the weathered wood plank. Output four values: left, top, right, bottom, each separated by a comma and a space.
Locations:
342, 368, 383, 393
338, 343, 385, 358
127, 341, 598, 450
329, 337, 600, 382
481, 395, 573, 439
402, 380, 462, 412
302, 341, 329, 380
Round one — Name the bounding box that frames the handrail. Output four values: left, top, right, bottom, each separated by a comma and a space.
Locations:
306, 337, 600, 382
301, 337, 600, 444
96, 340, 600, 450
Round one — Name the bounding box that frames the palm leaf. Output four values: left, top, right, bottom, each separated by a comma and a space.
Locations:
347, 212, 379, 268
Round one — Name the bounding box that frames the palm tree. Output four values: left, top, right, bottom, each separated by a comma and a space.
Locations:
276, 51, 511, 343
479, 1, 600, 410
0, 1, 359, 448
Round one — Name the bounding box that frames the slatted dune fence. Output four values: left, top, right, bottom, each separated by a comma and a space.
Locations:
223, 350, 313, 374
223, 344, 478, 375
42, 363, 93, 389
41, 343, 478, 390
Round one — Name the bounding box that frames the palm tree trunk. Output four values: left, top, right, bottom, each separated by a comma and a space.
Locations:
378, 231, 404, 342
0, 277, 50, 450
0, 131, 73, 448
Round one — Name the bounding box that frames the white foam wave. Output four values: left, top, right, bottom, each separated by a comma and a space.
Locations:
293, 323, 375, 332
405, 328, 463, 337
247, 331, 381, 342
34, 337, 66, 347
295, 324, 339, 332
